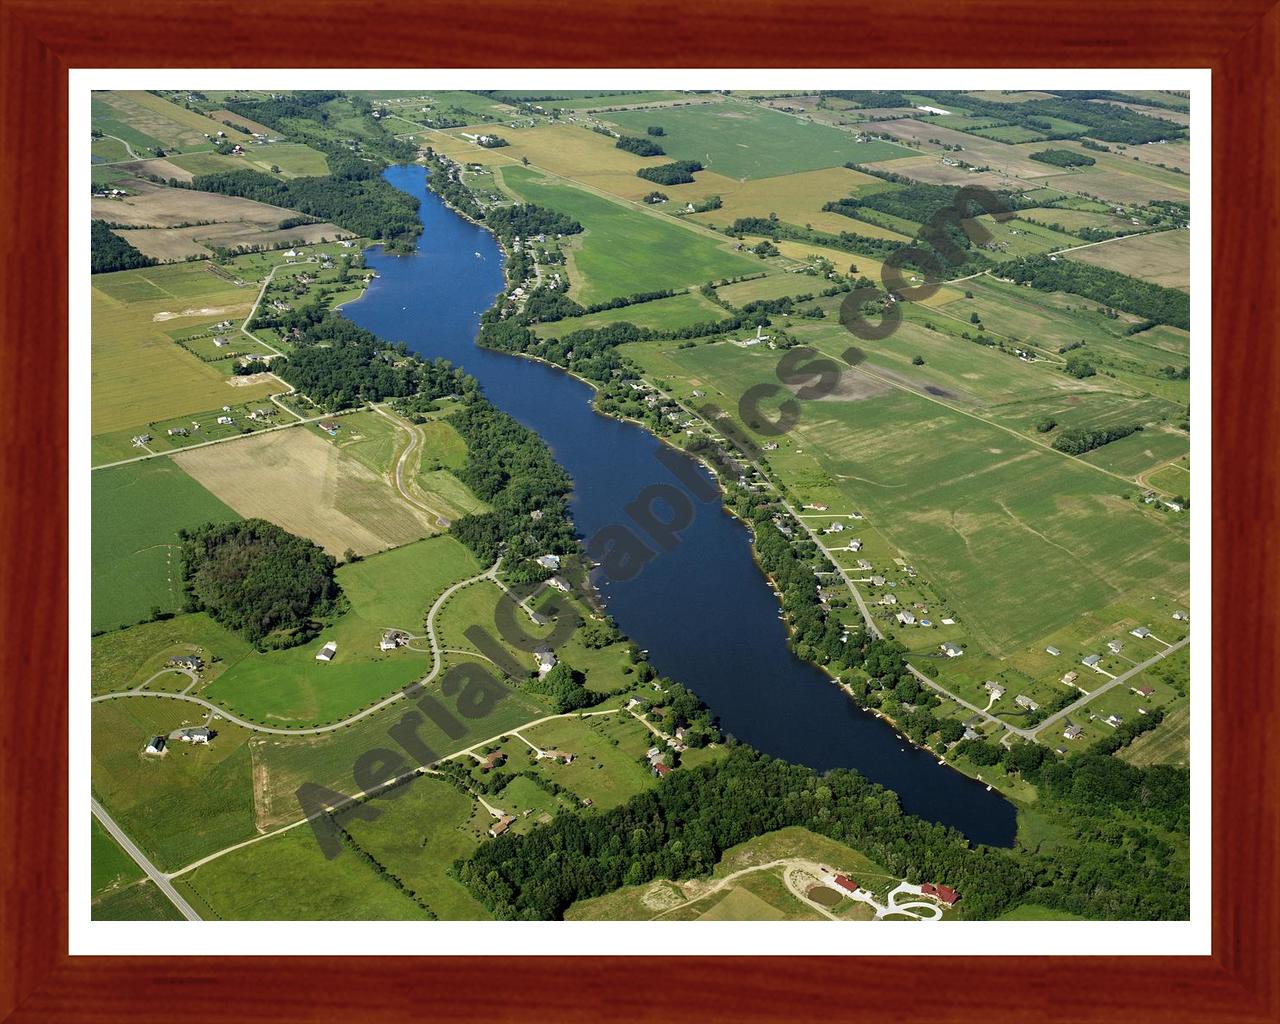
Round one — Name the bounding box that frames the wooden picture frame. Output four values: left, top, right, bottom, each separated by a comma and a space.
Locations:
3, 1, 1275, 1019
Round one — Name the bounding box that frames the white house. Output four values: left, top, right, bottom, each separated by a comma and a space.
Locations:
1130, 627, 1151, 638
534, 648, 556, 676
940, 642, 963, 658
1082, 654, 1101, 668
316, 641, 337, 662
535, 554, 561, 570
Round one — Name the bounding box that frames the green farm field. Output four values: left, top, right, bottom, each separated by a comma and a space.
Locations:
625, 335, 1189, 653
91, 815, 144, 898
91, 261, 276, 442
203, 536, 480, 726
91, 697, 259, 871
92, 459, 241, 633
91, 612, 255, 696
534, 290, 723, 339
605, 101, 916, 179
341, 773, 493, 919
174, 826, 432, 920
499, 166, 758, 304
92, 880, 186, 921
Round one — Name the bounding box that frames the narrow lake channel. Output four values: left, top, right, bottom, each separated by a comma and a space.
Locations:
341, 164, 1016, 847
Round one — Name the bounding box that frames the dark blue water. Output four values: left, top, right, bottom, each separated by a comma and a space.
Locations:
343, 164, 1015, 847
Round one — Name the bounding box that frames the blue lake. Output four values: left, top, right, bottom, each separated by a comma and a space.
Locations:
341, 164, 1016, 847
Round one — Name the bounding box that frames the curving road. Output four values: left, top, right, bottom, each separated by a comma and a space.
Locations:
90, 559, 504, 735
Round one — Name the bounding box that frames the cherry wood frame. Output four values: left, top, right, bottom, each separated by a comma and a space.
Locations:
2, 1, 1276, 1020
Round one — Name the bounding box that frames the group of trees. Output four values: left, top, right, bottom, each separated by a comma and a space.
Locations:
178, 519, 344, 647
447, 400, 577, 571
636, 160, 703, 185
615, 135, 665, 157
483, 202, 582, 240
270, 306, 471, 410
920, 91, 1185, 145
456, 745, 1030, 920
1029, 149, 1096, 168
1002, 254, 1190, 329
525, 662, 595, 713
192, 166, 422, 245
90, 220, 156, 274
1051, 422, 1141, 455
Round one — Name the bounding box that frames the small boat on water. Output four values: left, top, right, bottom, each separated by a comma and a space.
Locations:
474, 251, 484, 259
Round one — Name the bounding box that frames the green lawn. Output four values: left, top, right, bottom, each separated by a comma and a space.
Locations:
91, 613, 255, 696
534, 290, 724, 339
499, 166, 759, 304
204, 536, 480, 726
605, 101, 917, 179
342, 773, 493, 919
626, 331, 1188, 654
520, 712, 658, 810
175, 827, 432, 920
92, 880, 186, 921
91, 697, 258, 871
92, 459, 241, 633
91, 815, 143, 898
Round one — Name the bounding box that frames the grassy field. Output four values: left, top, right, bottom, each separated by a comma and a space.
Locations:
91, 612, 256, 696
498, 166, 758, 304
1067, 229, 1190, 290
519, 712, 664, 810
168, 141, 330, 179
91, 261, 277, 443
93, 91, 251, 154
91, 880, 186, 921
626, 330, 1188, 654
1120, 703, 1190, 767
91, 814, 144, 898
92, 459, 241, 633
173, 426, 440, 557
203, 536, 479, 725
567, 826, 894, 920
534, 291, 724, 339
174, 826, 432, 920
341, 773, 493, 919
91, 697, 259, 871
686, 166, 911, 239
245, 679, 551, 831
605, 101, 917, 179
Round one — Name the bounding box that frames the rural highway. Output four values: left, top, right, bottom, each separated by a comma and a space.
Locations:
91, 559, 506, 735
91, 798, 202, 921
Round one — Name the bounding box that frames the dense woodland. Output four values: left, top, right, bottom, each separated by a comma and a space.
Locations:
446, 400, 577, 574
636, 160, 704, 185
1029, 149, 1096, 168
192, 167, 421, 245
922, 92, 1186, 145
1002, 254, 1190, 329
1051, 423, 1141, 455
90, 220, 156, 274
178, 519, 344, 647
615, 135, 665, 157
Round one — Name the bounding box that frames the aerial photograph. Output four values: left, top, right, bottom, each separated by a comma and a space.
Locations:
88, 87, 1193, 925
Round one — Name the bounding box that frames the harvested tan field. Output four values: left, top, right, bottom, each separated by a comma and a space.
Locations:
861, 119, 1061, 178
115, 158, 195, 183
688, 166, 911, 240
208, 109, 276, 135
174, 428, 439, 556
858, 154, 1040, 193
1066, 229, 1190, 291
95, 184, 351, 261
117, 221, 350, 261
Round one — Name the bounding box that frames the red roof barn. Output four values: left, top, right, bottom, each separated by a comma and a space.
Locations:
833, 874, 859, 893
921, 882, 959, 905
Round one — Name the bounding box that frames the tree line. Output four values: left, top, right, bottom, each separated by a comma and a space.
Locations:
1001, 254, 1190, 329
91, 220, 156, 274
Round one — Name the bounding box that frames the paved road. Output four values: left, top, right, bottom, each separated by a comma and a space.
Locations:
1027, 636, 1190, 739
91, 798, 202, 921
91, 559, 504, 735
